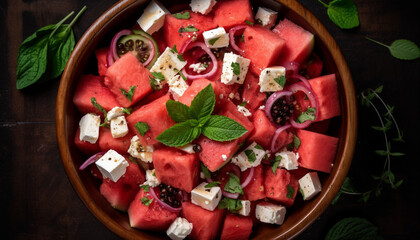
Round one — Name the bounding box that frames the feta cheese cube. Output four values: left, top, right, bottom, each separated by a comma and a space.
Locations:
107, 106, 124, 121
237, 105, 252, 117
231, 142, 266, 171
166, 217, 193, 240
143, 169, 161, 187
110, 116, 129, 138
203, 27, 229, 48
150, 47, 188, 88
190, 0, 217, 15
127, 135, 154, 163
255, 7, 278, 29
221, 52, 250, 85
255, 203, 286, 225
95, 150, 129, 182
238, 200, 251, 216
189, 62, 208, 73
168, 75, 189, 101
137, 0, 169, 34
177, 143, 196, 154
191, 182, 222, 211
298, 172, 322, 201
276, 151, 299, 170
259, 66, 286, 92
79, 113, 100, 144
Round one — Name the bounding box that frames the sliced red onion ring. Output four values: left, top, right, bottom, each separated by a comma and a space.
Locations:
106, 48, 114, 67
79, 152, 105, 170
271, 124, 291, 153
241, 167, 255, 188
222, 190, 239, 199
149, 187, 182, 213
264, 90, 293, 123
110, 29, 133, 61
287, 83, 319, 128
142, 37, 156, 67
229, 25, 247, 53
180, 41, 218, 80
283, 61, 312, 89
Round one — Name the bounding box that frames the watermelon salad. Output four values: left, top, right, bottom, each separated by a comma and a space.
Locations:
73, 0, 341, 239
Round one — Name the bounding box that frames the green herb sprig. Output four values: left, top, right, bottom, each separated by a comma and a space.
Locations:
325, 217, 383, 240
318, 0, 359, 29
366, 37, 420, 60
16, 6, 87, 89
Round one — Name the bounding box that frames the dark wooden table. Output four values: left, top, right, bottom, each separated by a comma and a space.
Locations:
2, 0, 419, 239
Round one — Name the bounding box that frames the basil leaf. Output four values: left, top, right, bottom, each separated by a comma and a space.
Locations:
244, 149, 256, 163
296, 107, 316, 123
173, 11, 190, 19
166, 100, 191, 122
120, 86, 136, 102
319, 0, 359, 29
205, 181, 220, 188
218, 197, 243, 211
202, 115, 248, 142
156, 120, 202, 147
189, 84, 215, 119
224, 173, 243, 194
231, 62, 240, 75
274, 75, 286, 88
325, 217, 383, 240
366, 37, 420, 60
135, 122, 150, 136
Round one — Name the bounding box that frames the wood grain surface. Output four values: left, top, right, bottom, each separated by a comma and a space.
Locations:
1, 0, 419, 239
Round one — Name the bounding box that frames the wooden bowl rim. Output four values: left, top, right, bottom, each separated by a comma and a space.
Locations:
56, 0, 357, 239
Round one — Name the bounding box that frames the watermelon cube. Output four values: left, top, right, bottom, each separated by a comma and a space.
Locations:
153, 147, 200, 192
181, 201, 226, 240
214, 163, 241, 190
74, 127, 100, 156
213, 0, 254, 30
98, 127, 133, 154
241, 165, 266, 201
238, 25, 286, 76
163, 10, 217, 50
264, 167, 299, 207
220, 213, 253, 240
104, 52, 152, 107
126, 94, 175, 147
95, 47, 109, 76
241, 73, 266, 117
72, 74, 120, 116
100, 160, 145, 212
273, 18, 315, 65
128, 188, 179, 231
296, 129, 339, 173
309, 74, 341, 122
197, 100, 254, 172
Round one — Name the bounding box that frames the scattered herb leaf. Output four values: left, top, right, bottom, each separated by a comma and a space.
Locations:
140, 196, 153, 206
135, 122, 150, 136
120, 85, 136, 102
231, 62, 240, 75
245, 20, 254, 26
293, 134, 301, 149
218, 197, 243, 211
140, 185, 149, 192
286, 185, 295, 199
205, 181, 221, 188
208, 37, 221, 45
296, 107, 316, 123
366, 37, 420, 60
224, 173, 243, 194
274, 75, 286, 88
325, 217, 383, 240
245, 149, 256, 163
318, 0, 359, 29
179, 25, 199, 33
201, 163, 212, 179
271, 155, 282, 174
173, 11, 190, 19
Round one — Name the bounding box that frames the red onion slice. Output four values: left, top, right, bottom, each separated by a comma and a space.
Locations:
287, 83, 319, 128
79, 152, 105, 170
241, 167, 255, 188
264, 90, 293, 123
222, 190, 239, 199
229, 25, 247, 53
271, 124, 291, 153
142, 37, 155, 67
106, 48, 114, 67
110, 29, 133, 61
180, 41, 218, 80
149, 187, 182, 213
283, 61, 312, 89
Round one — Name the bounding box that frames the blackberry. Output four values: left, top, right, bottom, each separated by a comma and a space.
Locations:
158, 183, 181, 208
270, 97, 297, 125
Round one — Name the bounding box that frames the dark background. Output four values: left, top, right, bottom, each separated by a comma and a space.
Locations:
1, 0, 419, 239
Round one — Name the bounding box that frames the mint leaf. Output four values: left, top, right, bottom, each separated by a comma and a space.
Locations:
140, 185, 149, 192
189, 84, 215, 119
156, 120, 202, 147
201, 163, 212, 179
274, 75, 286, 88
202, 115, 248, 142
245, 20, 254, 26
179, 25, 199, 33
231, 62, 240, 75
90, 97, 107, 117
224, 173, 243, 194
325, 217, 383, 240
208, 37, 221, 46
166, 100, 191, 122
140, 196, 153, 206
218, 197, 243, 211
151, 71, 165, 80
244, 149, 256, 163
296, 107, 316, 123
286, 185, 295, 199
319, 0, 359, 29
293, 134, 301, 149
366, 37, 420, 60
205, 181, 220, 188
271, 155, 282, 174
135, 122, 150, 136
173, 11, 190, 19
120, 85, 136, 102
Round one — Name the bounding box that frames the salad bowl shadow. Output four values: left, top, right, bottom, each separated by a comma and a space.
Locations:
56, 0, 357, 239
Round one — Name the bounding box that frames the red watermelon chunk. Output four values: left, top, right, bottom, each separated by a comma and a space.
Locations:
153, 147, 199, 192
128, 188, 179, 231
163, 10, 217, 50
197, 100, 254, 172
296, 129, 339, 173
273, 18, 315, 65
241, 165, 266, 201
100, 160, 145, 212
300, 52, 323, 79
241, 73, 266, 117
238, 25, 286, 76
220, 213, 253, 240
309, 74, 341, 122
95, 47, 109, 76
181, 201, 226, 240
126, 94, 175, 147
104, 52, 152, 107
178, 78, 227, 111
264, 167, 299, 207
213, 0, 254, 30
74, 128, 100, 156
73, 74, 119, 116
98, 127, 133, 154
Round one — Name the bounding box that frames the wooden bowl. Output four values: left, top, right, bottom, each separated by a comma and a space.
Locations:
56, 0, 357, 239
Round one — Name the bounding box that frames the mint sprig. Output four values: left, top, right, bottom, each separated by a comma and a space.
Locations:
366, 37, 420, 60
156, 84, 248, 147
318, 0, 359, 29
